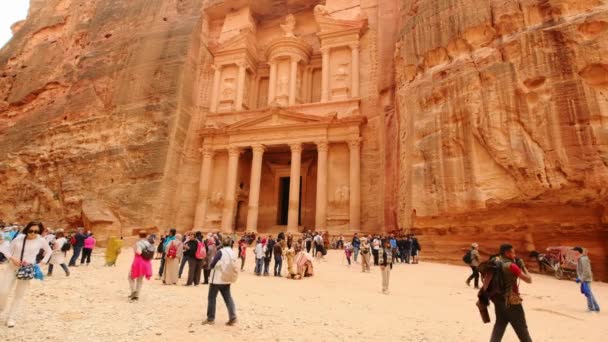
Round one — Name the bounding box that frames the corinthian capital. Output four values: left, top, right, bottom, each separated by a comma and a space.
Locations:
228, 146, 241, 157
251, 143, 266, 154
347, 138, 361, 150
289, 143, 303, 154
315, 141, 329, 152
201, 146, 215, 158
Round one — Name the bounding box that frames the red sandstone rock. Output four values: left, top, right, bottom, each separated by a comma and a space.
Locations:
0, 0, 606, 280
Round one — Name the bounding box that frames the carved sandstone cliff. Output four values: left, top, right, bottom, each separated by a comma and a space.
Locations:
393, 0, 608, 280
0, 0, 211, 233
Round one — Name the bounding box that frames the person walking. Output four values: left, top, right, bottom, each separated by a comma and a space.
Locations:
273, 241, 283, 276
68, 227, 87, 266
253, 238, 264, 276
105, 236, 123, 266
263, 236, 274, 276
465, 242, 480, 289
128, 231, 154, 301
0, 222, 52, 327
360, 237, 371, 272
344, 242, 353, 266
202, 236, 238, 326
573, 246, 600, 312
489, 244, 533, 342
352, 233, 361, 263
378, 240, 393, 294
48, 230, 70, 276
162, 234, 183, 285
81, 232, 96, 266
403, 236, 412, 264
238, 238, 247, 271
178, 231, 190, 278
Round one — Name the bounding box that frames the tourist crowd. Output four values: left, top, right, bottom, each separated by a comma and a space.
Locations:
0, 220, 601, 340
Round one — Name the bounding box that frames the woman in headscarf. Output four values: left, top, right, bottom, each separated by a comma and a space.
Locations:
162, 233, 183, 285
105, 236, 123, 266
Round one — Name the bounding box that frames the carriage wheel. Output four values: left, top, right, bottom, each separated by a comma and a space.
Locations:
555, 268, 563, 280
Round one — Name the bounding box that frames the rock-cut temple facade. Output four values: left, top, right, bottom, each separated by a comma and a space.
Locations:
1, 0, 607, 279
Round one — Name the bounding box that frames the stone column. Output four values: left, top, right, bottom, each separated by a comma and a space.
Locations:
321, 47, 330, 102
287, 143, 302, 232
315, 141, 328, 230
210, 65, 222, 112
350, 44, 360, 98
235, 63, 247, 111
246, 144, 265, 231
194, 147, 215, 229
221, 146, 241, 233
348, 139, 361, 230
268, 61, 277, 105
288, 57, 299, 106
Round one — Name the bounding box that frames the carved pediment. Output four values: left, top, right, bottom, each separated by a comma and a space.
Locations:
314, 5, 367, 36
226, 108, 334, 131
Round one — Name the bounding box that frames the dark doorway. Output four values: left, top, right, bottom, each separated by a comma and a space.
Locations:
277, 176, 302, 225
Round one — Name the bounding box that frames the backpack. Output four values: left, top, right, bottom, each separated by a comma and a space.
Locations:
140, 242, 155, 260
195, 241, 206, 260
221, 252, 239, 283
463, 250, 473, 264
166, 242, 178, 259
61, 241, 71, 252
477, 257, 507, 306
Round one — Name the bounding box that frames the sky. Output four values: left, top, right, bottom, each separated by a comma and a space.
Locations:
0, 0, 30, 48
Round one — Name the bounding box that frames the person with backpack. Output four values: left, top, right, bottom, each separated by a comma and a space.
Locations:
162, 234, 183, 285
464, 242, 480, 289
157, 228, 176, 279
68, 227, 87, 267
184, 233, 204, 286
80, 232, 96, 266
351, 233, 361, 263
487, 244, 533, 342
128, 231, 154, 301
48, 230, 70, 277
202, 235, 238, 326
573, 246, 600, 312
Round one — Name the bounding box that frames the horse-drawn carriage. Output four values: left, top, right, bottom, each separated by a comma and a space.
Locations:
530, 246, 583, 280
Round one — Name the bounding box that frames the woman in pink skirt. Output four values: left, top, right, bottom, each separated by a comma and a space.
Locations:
128, 231, 153, 301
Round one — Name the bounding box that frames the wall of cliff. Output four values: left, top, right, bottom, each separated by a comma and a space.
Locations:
0, 0, 211, 238
394, 0, 608, 280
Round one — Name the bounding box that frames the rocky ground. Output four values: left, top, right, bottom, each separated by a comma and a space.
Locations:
0, 249, 606, 341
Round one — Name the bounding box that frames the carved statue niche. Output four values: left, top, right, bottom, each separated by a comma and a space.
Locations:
330, 185, 350, 207
218, 77, 236, 112
209, 192, 224, 207
331, 62, 350, 100
280, 14, 296, 37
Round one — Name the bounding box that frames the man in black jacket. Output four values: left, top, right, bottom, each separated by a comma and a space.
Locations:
68, 227, 87, 266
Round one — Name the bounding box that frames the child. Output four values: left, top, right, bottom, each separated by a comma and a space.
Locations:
344, 242, 353, 266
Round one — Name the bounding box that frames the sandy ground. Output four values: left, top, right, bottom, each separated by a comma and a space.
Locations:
0, 249, 606, 342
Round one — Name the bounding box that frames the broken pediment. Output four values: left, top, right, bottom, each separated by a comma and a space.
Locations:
314, 4, 367, 36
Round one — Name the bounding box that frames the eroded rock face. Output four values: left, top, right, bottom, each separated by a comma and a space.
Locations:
1, 0, 607, 280
394, 0, 608, 280
0, 0, 211, 233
